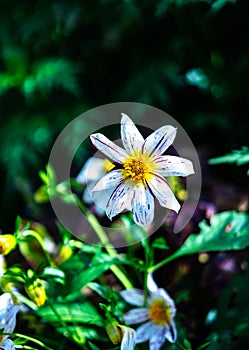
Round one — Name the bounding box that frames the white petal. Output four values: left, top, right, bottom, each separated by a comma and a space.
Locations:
82, 188, 93, 205
135, 321, 157, 343
148, 174, 180, 213
120, 325, 136, 350
76, 157, 105, 185
121, 113, 144, 153
123, 308, 149, 325
149, 326, 167, 350
106, 182, 133, 220
143, 125, 177, 157
154, 155, 195, 177
147, 273, 159, 293
92, 170, 124, 191
131, 185, 154, 227
165, 321, 177, 343
0, 293, 20, 334
90, 133, 128, 164
0, 338, 15, 350
120, 289, 145, 306
91, 187, 116, 215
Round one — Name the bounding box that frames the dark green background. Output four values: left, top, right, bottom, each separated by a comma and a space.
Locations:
0, 0, 248, 229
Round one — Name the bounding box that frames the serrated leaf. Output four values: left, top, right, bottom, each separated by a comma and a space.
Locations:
173, 211, 249, 259
209, 147, 249, 175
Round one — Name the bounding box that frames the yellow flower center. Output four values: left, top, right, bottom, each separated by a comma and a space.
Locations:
122, 152, 156, 184
148, 299, 171, 325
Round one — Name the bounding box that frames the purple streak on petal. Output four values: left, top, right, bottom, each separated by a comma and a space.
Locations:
131, 185, 154, 227
121, 113, 144, 154
123, 308, 149, 325
90, 133, 128, 164
135, 321, 156, 343
149, 326, 166, 350
154, 155, 195, 177
143, 125, 177, 157
165, 321, 177, 343
148, 174, 180, 213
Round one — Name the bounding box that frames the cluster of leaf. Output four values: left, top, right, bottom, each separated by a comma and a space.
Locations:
1, 164, 249, 349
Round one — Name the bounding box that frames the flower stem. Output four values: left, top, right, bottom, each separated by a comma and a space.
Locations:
75, 197, 133, 289
11, 333, 53, 350
148, 251, 180, 273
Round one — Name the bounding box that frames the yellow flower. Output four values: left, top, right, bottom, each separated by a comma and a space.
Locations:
0, 235, 17, 255
25, 278, 46, 306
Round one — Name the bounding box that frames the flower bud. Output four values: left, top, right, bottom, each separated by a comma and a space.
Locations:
105, 320, 122, 345
25, 278, 46, 306
54, 245, 73, 265
0, 235, 17, 255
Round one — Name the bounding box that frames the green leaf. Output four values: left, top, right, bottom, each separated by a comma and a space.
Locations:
38, 302, 103, 326
183, 338, 192, 349
211, 0, 236, 13
174, 211, 249, 258
40, 267, 65, 281
197, 341, 211, 349
87, 282, 110, 300
72, 262, 115, 291
46, 164, 57, 188
88, 342, 101, 350
15, 216, 22, 232
152, 237, 170, 250
209, 147, 249, 174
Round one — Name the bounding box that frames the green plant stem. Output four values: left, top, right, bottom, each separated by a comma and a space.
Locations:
148, 251, 180, 273
10, 333, 53, 350
75, 197, 133, 289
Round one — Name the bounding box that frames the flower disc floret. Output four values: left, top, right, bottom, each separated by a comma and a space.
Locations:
148, 299, 171, 325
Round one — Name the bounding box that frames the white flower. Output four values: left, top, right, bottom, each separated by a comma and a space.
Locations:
119, 325, 136, 350
77, 157, 115, 215
0, 293, 20, 350
90, 113, 194, 226
120, 282, 177, 350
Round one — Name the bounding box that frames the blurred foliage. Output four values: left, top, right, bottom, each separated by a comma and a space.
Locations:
0, 2, 249, 347
1, 0, 249, 228
209, 146, 249, 175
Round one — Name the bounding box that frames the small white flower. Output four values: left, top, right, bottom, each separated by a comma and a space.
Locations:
77, 157, 115, 215
120, 280, 177, 350
90, 113, 194, 226
0, 293, 20, 349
